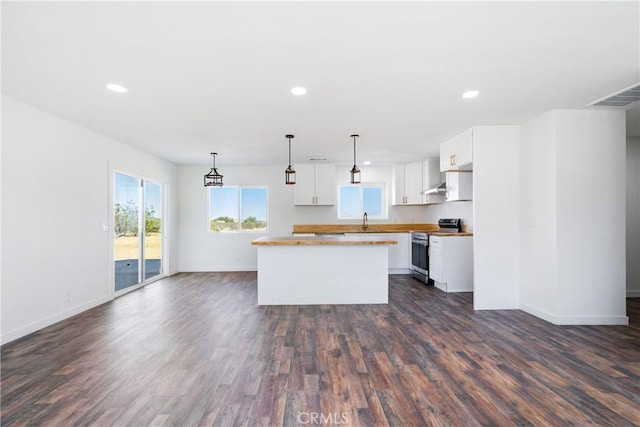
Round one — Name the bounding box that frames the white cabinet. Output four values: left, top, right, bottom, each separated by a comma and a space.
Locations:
404, 163, 423, 205
429, 235, 473, 292
393, 161, 443, 206
392, 163, 423, 205
388, 233, 411, 273
445, 171, 473, 201
392, 164, 406, 205
429, 242, 443, 281
440, 128, 473, 172
294, 163, 336, 205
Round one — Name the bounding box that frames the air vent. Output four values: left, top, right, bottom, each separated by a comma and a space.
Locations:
589, 83, 640, 107
309, 157, 328, 161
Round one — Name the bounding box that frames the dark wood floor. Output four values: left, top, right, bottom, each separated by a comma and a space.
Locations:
2, 273, 640, 426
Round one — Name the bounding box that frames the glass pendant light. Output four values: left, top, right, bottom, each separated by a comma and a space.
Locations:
285, 134, 296, 185
350, 134, 361, 184
204, 152, 224, 187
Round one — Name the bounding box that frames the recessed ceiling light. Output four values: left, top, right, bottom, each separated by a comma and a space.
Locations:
363, 161, 372, 165
291, 86, 307, 96
106, 83, 128, 93
462, 90, 479, 99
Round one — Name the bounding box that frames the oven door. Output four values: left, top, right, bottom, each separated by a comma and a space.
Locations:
411, 237, 428, 275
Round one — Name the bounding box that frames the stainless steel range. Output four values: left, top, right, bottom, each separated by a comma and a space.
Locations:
410, 218, 461, 284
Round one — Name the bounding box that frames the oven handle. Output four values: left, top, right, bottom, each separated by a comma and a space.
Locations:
411, 239, 428, 246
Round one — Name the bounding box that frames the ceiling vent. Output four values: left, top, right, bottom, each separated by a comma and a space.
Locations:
588, 83, 640, 108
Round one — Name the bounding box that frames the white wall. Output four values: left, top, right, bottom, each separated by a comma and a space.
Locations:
519, 109, 627, 325
627, 137, 640, 297
472, 126, 520, 310
178, 162, 473, 272
555, 110, 626, 321
1, 96, 178, 344
519, 112, 559, 318
419, 201, 473, 231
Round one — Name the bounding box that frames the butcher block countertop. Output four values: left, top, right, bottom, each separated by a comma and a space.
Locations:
252, 236, 398, 246
292, 223, 439, 234
429, 232, 474, 237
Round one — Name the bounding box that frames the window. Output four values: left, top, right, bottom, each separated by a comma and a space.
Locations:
338, 183, 387, 220
209, 186, 268, 232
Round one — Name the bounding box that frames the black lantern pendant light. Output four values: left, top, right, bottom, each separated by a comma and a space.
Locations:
204, 152, 224, 187
285, 134, 296, 185
350, 134, 361, 184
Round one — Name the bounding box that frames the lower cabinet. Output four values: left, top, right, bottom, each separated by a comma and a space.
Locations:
388, 233, 410, 274
429, 235, 473, 292
345, 232, 411, 274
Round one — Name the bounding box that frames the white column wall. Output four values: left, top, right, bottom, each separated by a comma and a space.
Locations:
519, 112, 559, 319
519, 109, 627, 325
626, 137, 640, 297
1, 96, 178, 344
472, 126, 520, 309
555, 110, 626, 322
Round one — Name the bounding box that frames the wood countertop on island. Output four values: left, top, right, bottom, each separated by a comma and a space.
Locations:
292, 223, 439, 234
251, 236, 398, 246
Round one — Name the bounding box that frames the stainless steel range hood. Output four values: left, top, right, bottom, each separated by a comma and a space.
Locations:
422, 182, 446, 195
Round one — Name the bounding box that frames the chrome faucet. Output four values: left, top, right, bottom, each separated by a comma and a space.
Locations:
362, 212, 368, 230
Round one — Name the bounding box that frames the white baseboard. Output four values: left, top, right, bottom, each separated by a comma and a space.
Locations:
627, 290, 640, 298
1, 295, 112, 346
520, 303, 629, 325
180, 266, 257, 273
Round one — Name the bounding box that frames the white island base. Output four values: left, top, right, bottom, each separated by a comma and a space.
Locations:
252, 236, 396, 305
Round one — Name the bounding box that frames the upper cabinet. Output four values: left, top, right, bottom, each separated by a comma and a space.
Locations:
294, 163, 336, 205
393, 159, 443, 206
392, 162, 423, 205
440, 128, 473, 172
445, 171, 473, 201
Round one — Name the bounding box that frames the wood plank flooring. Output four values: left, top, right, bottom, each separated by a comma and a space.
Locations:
2, 272, 640, 426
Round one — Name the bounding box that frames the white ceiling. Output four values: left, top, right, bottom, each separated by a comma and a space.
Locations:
2, 1, 639, 166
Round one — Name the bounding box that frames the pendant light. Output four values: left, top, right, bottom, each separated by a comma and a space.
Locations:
350, 134, 361, 184
204, 152, 224, 187
285, 134, 296, 185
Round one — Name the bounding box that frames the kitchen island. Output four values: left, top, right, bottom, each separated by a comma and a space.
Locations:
251, 235, 397, 305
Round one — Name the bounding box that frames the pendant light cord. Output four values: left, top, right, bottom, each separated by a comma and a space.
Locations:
351, 134, 359, 166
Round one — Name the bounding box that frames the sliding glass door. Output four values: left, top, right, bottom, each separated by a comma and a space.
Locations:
114, 173, 163, 293
144, 181, 162, 281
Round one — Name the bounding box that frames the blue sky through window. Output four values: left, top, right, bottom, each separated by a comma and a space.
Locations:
144, 181, 162, 217
209, 187, 239, 221
338, 184, 385, 219
240, 188, 267, 221
209, 186, 268, 232
339, 186, 360, 218
363, 187, 382, 216
115, 173, 162, 218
